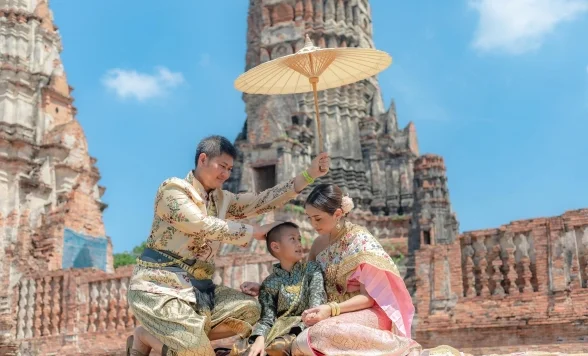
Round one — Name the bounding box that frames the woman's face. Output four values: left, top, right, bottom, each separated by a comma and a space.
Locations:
305, 204, 343, 235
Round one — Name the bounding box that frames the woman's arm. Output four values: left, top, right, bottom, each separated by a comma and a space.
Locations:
337, 283, 374, 314
302, 283, 374, 326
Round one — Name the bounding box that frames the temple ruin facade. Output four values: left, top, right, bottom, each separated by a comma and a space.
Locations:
224, 0, 458, 294
0, 1, 117, 354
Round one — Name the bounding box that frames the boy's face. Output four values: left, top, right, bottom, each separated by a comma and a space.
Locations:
271, 226, 304, 263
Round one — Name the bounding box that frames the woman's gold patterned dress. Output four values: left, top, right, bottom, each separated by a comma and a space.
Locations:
291, 222, 464, 356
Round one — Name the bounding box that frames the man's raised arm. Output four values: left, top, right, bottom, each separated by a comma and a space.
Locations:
226, 152, 330, 220
156, 180, 273, 245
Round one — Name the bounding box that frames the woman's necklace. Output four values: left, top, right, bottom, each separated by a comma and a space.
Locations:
325, 221, 349, 300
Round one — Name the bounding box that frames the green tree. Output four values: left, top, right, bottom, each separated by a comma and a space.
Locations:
113, 241, 147, 269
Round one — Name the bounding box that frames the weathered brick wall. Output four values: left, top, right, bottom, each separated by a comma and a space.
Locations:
8, 209, 588, 355
9, 251, 298, 355
414, 208, 588, 354
10, 266, 136, 355
1, 3, 113, 352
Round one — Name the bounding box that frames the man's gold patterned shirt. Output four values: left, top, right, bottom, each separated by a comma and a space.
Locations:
129, 170, 298, 303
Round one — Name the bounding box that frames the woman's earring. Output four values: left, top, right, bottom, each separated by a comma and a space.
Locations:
335, 218, 341, 230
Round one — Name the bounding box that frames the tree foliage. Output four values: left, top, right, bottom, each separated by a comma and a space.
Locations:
113, 241, 147, 269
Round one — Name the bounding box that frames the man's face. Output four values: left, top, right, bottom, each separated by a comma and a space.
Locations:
197, 153, 234, 190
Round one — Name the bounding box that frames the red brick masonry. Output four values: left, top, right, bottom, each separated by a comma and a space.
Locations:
4, 209, 587, 355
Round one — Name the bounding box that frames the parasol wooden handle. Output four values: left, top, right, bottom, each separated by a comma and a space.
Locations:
309, 77, 326, 172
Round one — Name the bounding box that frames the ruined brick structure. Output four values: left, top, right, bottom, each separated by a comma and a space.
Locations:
1, 0, 588, 355
224, 0, 458, 295
227, 0, 445, 221
414, 209, 588, 354
0, 1, 115, 354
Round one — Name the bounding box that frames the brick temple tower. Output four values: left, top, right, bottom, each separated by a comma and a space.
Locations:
411, 155, 459, 250
227, 0, 391, 207
226, 0, 458, 267
0, 1, 112, 351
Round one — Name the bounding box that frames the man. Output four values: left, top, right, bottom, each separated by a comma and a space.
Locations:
126, 135, 330, 356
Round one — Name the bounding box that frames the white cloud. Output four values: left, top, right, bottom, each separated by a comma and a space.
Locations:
102, 66, 184, 101
470, 0, 588, 54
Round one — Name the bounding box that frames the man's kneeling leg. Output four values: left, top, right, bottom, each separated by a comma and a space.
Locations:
210, 286, 261, 339
129, 290, 216, 355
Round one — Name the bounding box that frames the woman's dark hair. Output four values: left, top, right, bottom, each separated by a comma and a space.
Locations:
305, 183, 343, 215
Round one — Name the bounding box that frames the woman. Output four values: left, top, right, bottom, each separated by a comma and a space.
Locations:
242, 183, 463, 356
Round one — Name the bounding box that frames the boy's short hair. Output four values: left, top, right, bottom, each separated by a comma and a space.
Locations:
266, 222, 300, 258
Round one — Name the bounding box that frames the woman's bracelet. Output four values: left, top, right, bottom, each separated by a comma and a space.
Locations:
327, 302, 340, 317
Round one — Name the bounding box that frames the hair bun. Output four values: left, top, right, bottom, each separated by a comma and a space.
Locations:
341, 196, 354, 214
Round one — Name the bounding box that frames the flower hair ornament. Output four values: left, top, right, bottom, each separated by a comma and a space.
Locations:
341, 195, 354, 214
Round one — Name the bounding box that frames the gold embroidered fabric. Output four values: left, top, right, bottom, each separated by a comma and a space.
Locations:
135, 249, 216, 280
128, 286, 260, 356
129, 170, 297, 303
298, 221, 468, 356
148, 170, 297, 258
290, 307, 421, 356
336, 251, 400, 293
231, 334, 297, 356
251, 261, 326, 345
317, 221, 401, 303
127, 170, 299, 354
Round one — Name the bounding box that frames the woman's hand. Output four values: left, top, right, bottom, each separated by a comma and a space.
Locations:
301, 304, 332, 326
247, 336, 265, 356
240, 282, 261, 297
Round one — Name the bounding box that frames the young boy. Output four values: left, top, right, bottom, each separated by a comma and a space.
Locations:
233, 222, 326, 356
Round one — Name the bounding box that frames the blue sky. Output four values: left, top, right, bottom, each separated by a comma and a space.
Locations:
50, 0, 588, 253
